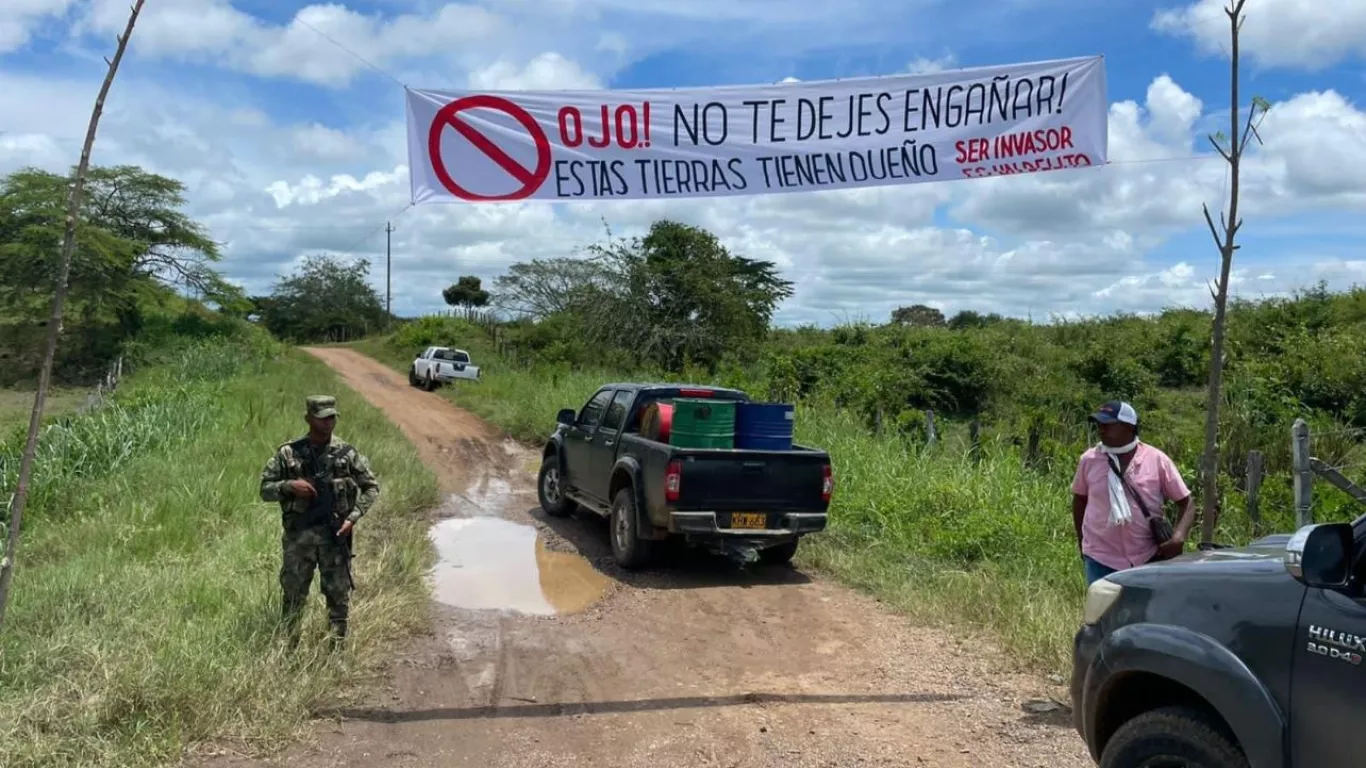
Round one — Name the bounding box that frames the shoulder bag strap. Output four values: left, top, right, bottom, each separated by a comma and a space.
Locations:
1106, 454, 1156, 521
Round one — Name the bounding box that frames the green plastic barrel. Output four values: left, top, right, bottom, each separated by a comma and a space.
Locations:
668, 398, 735, 449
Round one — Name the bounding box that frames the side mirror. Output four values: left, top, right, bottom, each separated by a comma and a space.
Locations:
556, 408, 576, 426
1285, 523, 1355, 590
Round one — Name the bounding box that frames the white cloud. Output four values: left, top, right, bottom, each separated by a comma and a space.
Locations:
291, 123, 368, 162
7, 58, 1366, 325
468, 52, 602, 91
0, 0, 76, 53
4, 3, 1366, 327
908, 53, 957, 74
76, 0, 503, 87
950, 76, 1366, 240
1153, 0, 1366, 70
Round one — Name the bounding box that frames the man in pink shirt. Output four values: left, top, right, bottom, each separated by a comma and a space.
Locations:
1071, 401, 1197, 585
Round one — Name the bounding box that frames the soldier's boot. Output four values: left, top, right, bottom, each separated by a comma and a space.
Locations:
327, 616, 348, 653
280, 597, 306, 651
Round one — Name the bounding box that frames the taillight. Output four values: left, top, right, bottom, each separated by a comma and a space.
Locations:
665, 459, 682, 502
677, 388, 714, 397
821, 464, 833, 503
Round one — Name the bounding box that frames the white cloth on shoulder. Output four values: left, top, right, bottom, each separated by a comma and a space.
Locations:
1098, 439, 1140, 527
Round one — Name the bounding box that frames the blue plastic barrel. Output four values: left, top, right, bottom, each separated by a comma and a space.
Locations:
734, 402, 795, 450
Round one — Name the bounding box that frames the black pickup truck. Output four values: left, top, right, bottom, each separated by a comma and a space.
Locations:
536, 382, 833, 569
1071, 513, 1366, 768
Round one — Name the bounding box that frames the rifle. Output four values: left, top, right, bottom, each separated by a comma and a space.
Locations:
306, 452, 355, 591
336, 515, 355, 592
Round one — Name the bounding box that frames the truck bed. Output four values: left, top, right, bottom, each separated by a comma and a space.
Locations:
622, 433, 830, 514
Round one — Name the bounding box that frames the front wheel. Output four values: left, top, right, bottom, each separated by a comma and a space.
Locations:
408, 366, 420, 387
610, 488, 654, 570
537, 456, 576, 518
1100, 706, 1248, 768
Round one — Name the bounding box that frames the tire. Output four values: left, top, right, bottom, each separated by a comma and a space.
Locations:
408, 366, 420, 387
1100, 706, 1248, 768
423, 372, 437, 392
537, 455, 576, 518
610, 487, 655, 570
760, 540, 800, 566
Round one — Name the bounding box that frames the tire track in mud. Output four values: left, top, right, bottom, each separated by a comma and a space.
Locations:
191, 346, 1091, 768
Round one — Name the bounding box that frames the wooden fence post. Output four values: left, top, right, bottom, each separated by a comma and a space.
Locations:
1025, 426, 1041, 469
1246, 450, 1263, 537
924, 409, 937, 445
969, 419, 982, 465
1292, 418, 1312, 527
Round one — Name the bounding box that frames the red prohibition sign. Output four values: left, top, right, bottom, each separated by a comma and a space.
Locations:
427, 94, 553, 201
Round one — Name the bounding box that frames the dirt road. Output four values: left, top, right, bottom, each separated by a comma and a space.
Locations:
207, 347, 1092, 768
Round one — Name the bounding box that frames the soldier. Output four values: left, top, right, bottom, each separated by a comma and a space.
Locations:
259, 395, 380, 650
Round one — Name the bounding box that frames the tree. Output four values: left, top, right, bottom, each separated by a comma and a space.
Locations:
891, 304, 946, 327
442, 275, 490, 315
492, 256, 616, 319
0, 165, 232, 304
260, 254, 387, 342
0, 164, 238, 382
493, 220, 792, 372
588, 219, 794, 371
1198, 0, 1271, 544
947, 310, 1005, 330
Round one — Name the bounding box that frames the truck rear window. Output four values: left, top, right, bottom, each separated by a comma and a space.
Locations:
433, 349, 470, 363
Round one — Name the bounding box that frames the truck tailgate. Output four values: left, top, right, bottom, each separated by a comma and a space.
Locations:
675, 449, 829, 512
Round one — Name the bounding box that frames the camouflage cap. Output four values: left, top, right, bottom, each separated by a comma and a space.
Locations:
306, 395, 339, 418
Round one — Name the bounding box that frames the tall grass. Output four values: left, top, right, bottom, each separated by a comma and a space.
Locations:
0, 388, 87, 434
353, 333, 1350, 675
0, 333, 441, 768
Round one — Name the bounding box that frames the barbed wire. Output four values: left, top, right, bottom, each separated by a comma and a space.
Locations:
1309, 426, 1366, 440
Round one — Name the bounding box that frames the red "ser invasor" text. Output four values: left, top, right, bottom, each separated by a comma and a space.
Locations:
954, 126, 1075, 164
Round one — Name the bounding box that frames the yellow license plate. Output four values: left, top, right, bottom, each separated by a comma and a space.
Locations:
731, 513, 766, 529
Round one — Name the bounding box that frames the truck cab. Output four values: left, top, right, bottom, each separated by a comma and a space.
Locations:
1071, 514, 1366, 768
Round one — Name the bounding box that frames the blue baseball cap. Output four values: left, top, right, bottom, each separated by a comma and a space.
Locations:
1091, 401, 1138, 426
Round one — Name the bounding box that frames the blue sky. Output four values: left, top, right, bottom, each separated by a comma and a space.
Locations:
1, 0, 1364, 325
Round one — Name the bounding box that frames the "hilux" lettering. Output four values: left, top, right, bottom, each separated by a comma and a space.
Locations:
1309, 625, 1366, 653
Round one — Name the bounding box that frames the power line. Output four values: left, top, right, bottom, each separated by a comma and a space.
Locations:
1105, 155, 1222, 165
219, 219, 413, 233
320, 201, 415, 260
290, 15, 407, 88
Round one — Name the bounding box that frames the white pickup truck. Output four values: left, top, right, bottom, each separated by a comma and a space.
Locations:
409, 346, 481, 390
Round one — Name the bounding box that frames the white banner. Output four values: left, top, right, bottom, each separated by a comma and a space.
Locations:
406, 55, 1107, 204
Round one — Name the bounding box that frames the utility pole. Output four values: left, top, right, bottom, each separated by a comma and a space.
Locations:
385, 221, 394, 324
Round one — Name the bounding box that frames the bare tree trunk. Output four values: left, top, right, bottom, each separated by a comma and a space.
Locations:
0, 0, 146, 632
1198, 0, 1267, 545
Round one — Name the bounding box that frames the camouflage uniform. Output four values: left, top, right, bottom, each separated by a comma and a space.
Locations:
259, 396, 380, 647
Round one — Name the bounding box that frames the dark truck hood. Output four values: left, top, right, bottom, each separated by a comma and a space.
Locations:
1180, 534, 1292, 566
1105, 533, 1307, 642
1112, 533, 1294, 585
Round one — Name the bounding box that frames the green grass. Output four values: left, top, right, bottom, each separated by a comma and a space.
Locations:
351, 335, 1319, 676
0, 337, 441, 768
0, 387, 88, 434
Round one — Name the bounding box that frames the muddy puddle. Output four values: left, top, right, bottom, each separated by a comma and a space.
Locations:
426, 483, 610, 616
